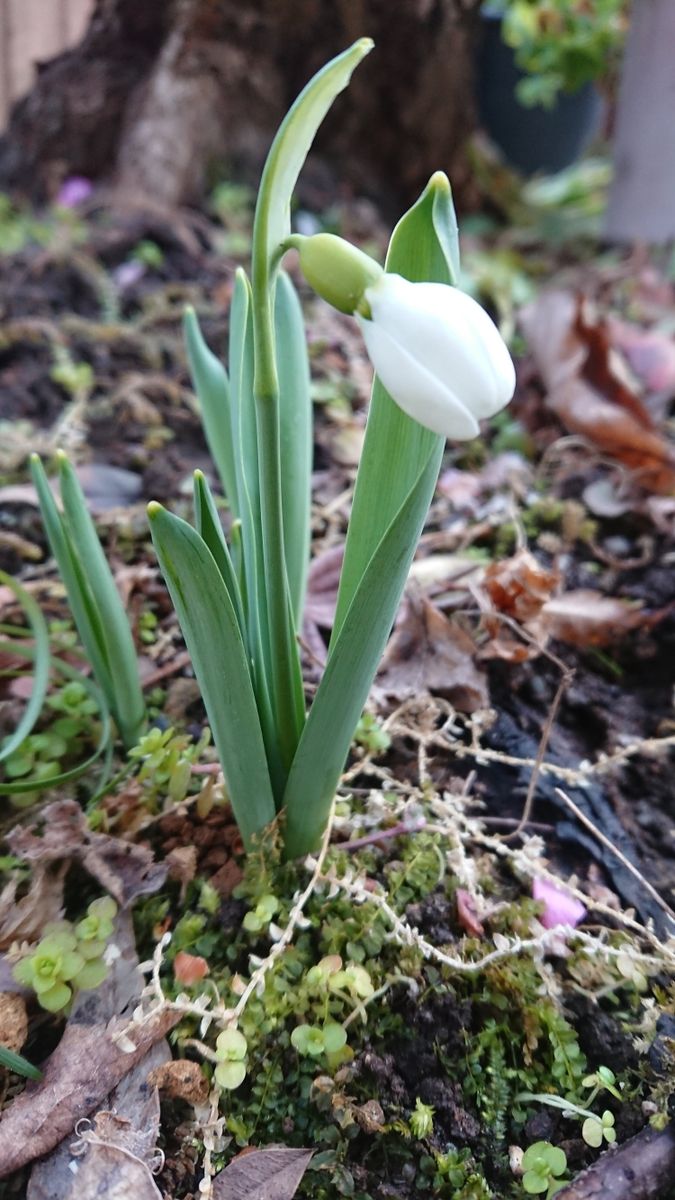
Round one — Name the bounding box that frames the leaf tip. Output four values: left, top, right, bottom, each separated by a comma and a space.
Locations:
147, 501, 163, 520
428, 170, 451, 195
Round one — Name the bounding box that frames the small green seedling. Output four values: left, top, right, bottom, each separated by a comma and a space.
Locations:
409, 1098, 435, 1139
215, 1028, 248, 1090
13, 897, 117, 1012
243, 894, 279, 933
522, 1142, 568, 1197
582, 1110, 616, 1148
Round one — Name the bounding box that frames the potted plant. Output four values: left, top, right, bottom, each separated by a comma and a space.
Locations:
476, 0, 627, 175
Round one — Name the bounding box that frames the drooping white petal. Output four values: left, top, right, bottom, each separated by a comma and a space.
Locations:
365, 274, 516, 420
357, 316, 480, 439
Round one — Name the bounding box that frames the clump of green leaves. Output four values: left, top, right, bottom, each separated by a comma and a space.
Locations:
128, 724, 211, 806
410, 1097, 435, 1139
243, 893, 279, 933
3, 679, 100, 807
354, 711, 391, 754
497, 0, 627, 108
522, 1141, 568, 1196
13, 896, 117, 1011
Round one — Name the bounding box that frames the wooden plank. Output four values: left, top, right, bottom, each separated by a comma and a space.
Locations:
9, 0, 63, 100
66, 0, 93, 44
0, 0, 94, 130
0, 0, 13, 128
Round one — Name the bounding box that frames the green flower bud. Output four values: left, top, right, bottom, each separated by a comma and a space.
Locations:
289, 233, 383, 315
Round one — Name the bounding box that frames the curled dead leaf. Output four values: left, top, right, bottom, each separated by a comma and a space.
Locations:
0, 864, 67, 952
535, 590, 646, 648
7, 800, 166, 908
520, 291, 675, 493
212, 1146, 314, 1200
483, 549, 560, 623
377, 595, 489, 712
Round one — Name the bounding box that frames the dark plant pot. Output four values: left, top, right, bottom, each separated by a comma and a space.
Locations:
476, 14, 603, 175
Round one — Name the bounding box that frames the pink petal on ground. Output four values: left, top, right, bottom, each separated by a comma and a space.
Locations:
56, 176, 93, 207
456, 888, 485, 937
533, 878, 586, 929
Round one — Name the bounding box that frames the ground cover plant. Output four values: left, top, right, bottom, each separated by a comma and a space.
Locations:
0, 36, 674, 1200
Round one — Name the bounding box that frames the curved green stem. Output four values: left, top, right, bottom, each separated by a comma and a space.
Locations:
251, 183, 304, 773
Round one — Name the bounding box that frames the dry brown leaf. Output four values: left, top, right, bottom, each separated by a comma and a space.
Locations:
520, 291, 675, 493
0, 1005, 178, 1178
213, 1147, 314, 1200
377, 595, 489, 712
7, 800, 166, 908
483, 549, 560, 623
535, 590, 645, 648
575, 301, 655, 428
173, 950, 209, 985
304, 544, 343, 630
68, 1142, 162, 1200
1, 913, 174, 1182
608, 316, 675, 394
0, 864, 67, 951
456, 890, 485, 938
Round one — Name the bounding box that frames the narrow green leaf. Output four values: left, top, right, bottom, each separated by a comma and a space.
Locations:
333, 173, 459, 637
283, 450, 440, 858
193, 471, 245, 637
30, 455, 114, 703
228, 275, 287, 800
276, 271, 312, 629
0, 1046, 42, 1080
0, 572, 50, 763
149, 504, 276, 846
0, 645, 111, 796
57, 454, 145, 748
254, 39, 373, 271
229, 270, 264, 647
184, 307, 239, 517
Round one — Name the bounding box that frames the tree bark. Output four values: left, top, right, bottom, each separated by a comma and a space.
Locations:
605, 0, 675, 243
555, 1125, 675, 1200
0, 0, 482, 210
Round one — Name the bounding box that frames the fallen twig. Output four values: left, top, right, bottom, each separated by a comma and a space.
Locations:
555, 1124, 675, 1200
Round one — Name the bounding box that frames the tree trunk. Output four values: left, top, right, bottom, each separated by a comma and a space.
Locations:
0, 0, 482, 210
605, 0, 675, 243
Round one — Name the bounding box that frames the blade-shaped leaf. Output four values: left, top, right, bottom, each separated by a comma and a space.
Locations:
148, 504, 276, 846
333, 173, 459, 637
30, 455, 115, 710
184, 308, 239, 517
0, 571, 50, 763
57, 454, 145, 748
0, 1047, 42, 1081
276, 270, 312, 629
193, 470, 245, 637
254, 39, 373, 271
282, 450, 441, 858
229, 269, 264, 651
